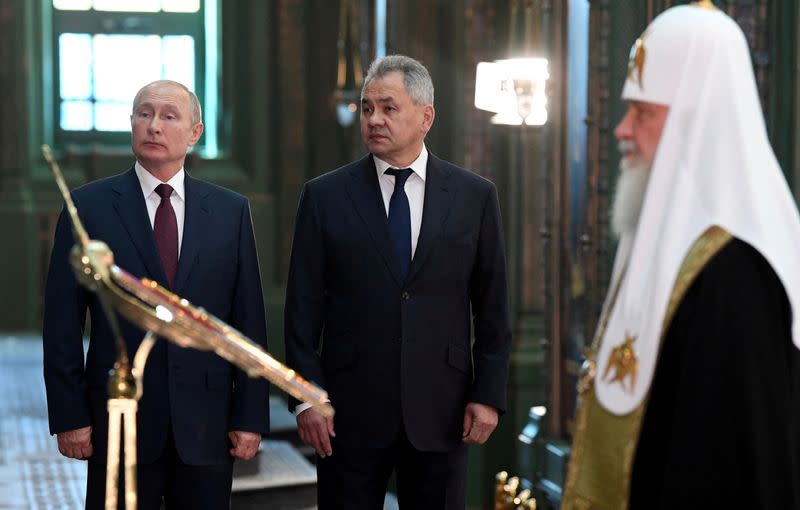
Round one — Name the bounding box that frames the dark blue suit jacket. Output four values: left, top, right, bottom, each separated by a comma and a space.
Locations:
43, 167, 269, 465
284, 153, 511, 452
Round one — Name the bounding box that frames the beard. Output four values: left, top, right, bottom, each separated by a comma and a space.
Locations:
611, 143, 651, 239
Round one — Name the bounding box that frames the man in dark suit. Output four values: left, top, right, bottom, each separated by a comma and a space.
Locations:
285, 55, 512, 509
43, 80, 269, 509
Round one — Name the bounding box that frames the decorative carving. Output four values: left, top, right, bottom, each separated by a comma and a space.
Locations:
584, 0, 613, 372
463, 0, 500, 180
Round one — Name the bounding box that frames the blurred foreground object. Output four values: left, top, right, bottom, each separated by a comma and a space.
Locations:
495, 471, 537, 510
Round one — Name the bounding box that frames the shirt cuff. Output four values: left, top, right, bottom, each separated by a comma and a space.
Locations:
293, 400, 331, 416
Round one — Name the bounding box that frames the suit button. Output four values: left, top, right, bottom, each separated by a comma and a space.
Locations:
402, 291, 411, 300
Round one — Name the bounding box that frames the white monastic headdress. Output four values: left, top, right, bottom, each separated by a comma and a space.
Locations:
595, 4, 800, 415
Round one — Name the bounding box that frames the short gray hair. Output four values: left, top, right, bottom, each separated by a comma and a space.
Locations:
132, 80, 203, 125
362, 55, 434, 106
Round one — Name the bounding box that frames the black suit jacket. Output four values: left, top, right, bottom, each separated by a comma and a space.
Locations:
43, 167, 269, 465
285, 153, 511, 452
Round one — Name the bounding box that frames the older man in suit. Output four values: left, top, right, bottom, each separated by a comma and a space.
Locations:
43, 79, 269, 509
285, 55, 512, 509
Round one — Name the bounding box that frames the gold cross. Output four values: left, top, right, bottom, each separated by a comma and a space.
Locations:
692, 0, 719, 10
602, 331, 639, 394
627, 31, 648, 89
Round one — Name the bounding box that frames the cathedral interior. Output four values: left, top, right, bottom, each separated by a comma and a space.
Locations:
1, 0, 798, 509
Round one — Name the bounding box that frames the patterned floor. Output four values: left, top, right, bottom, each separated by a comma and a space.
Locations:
0, 334, 87, 509
0, 334, 319, 510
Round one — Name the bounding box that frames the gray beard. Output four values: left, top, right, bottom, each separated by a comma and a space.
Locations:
611, 157, 651, 239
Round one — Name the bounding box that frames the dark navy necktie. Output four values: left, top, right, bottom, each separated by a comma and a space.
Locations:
154, 183, 178, 288
386, 168, 413, 281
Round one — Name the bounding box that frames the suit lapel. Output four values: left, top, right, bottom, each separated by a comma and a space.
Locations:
174, 174, 210, 293
112, 167, 167, 284
344, 155, 404, 285
407, 153, 455, 283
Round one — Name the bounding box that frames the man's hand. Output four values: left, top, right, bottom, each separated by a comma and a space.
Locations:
462, 402, 499, 445
229, 431, 261, 460
57, 426, 93, 459
296, 403, 335, 458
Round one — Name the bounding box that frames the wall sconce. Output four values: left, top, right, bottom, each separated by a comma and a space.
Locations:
474, 57, 549, 126
332, 0, 363, 127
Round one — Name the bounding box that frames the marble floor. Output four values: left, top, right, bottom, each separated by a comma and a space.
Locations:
0, 333, 402, 510
0, 333, 320, 510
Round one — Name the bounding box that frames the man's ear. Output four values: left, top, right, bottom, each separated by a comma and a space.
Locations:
421, 104, 435, 135
189, 122, 204, 146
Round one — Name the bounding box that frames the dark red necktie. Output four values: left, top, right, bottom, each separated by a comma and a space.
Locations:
154, 183, 178, 288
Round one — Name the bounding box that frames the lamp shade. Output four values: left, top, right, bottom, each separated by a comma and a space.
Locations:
474, 58, 549, 126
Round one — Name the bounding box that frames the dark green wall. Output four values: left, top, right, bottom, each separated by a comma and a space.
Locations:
1, 0, 798, 507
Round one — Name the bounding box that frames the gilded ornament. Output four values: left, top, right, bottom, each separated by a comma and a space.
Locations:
627, 37, 646, 89
692, 0, 719, 10
602, 332, 638, 394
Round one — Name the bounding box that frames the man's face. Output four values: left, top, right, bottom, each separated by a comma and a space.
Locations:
131, 83, 203, 176
360, 71, 434, 167
614, 100, 670, 168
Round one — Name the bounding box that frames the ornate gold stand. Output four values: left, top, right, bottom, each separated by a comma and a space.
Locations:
43, 145, 333, 509
495, 471, 537, 510
105, 399, 137, 510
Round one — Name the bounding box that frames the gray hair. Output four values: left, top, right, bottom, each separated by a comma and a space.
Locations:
132, 80, 203, 125
362, 55, 434, 106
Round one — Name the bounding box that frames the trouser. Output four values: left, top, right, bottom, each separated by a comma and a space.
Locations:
85, 428, 234, 510
317, 427, 468, 510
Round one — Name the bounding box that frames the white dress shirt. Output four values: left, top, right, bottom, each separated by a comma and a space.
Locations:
294, 146, 429, 416
135, 162, 186, 254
